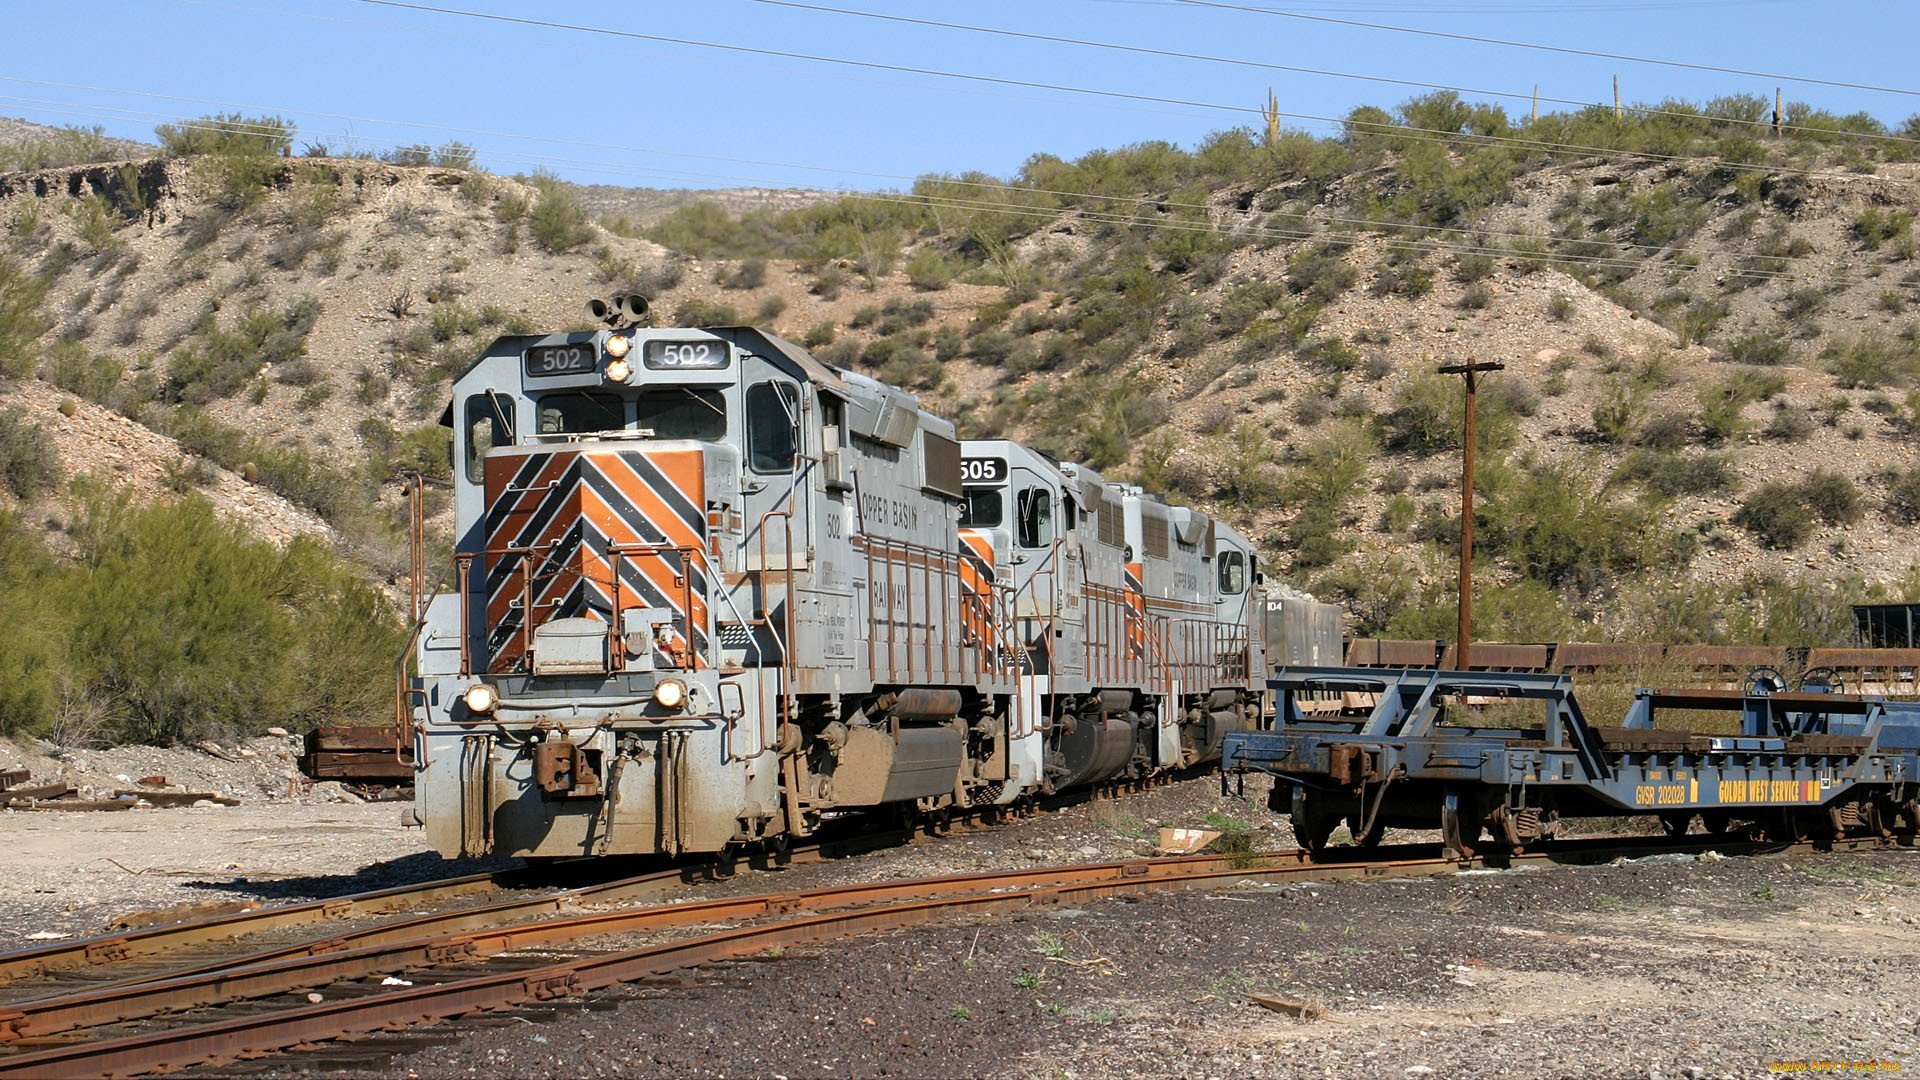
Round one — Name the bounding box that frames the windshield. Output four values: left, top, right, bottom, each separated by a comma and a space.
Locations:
535, 391, 624, 435
959, 488, 1003, 528
636, 387, 727, 440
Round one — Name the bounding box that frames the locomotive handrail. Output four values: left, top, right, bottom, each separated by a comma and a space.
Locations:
746, 507, 797, 764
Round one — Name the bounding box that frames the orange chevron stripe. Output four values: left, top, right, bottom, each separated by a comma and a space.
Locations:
477, 446, 714, 673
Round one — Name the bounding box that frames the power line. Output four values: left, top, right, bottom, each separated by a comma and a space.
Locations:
341, 0, 1920, 190
10, 91, 1919, 297
1172, 0, 1920, 100
753, 0, 1920, 151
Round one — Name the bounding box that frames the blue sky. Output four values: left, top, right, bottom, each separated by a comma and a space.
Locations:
3, 0, 1917, 191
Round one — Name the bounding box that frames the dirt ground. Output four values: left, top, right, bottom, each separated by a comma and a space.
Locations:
6, 770, 1919, 1078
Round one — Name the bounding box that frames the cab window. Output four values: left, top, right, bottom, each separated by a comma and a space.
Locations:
960, 488, 1003, 528
464, 393, 515, 484
746, 382, 800, 473
637, 387, 727, 440
1017, 488, 1053, 549
535, 391, 624, 435
1218, 550, 1247, 595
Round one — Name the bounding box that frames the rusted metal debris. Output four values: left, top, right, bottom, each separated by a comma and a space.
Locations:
11, 799, 135, 812
111, 790, 240, 808
3, 783, 73, 804
1248, 994, 1323, 1020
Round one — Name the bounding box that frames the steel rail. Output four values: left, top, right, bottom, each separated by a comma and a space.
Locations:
0, 765, 1205, 992
0, 850, 1313, 1048
3, 832, 1872, 1079
0, 829, 1853, 1049
0, 871, 518, 985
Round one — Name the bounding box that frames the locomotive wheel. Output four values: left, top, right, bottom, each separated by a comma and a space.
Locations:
1287, 786, 1341, 854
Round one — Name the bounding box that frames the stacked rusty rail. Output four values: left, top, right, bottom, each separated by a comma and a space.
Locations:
301, 725, 411, 785
1346, 639, 1920, 693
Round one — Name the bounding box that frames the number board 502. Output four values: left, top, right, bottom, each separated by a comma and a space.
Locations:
643, 339, 731, 371
960, 457, 1007, 484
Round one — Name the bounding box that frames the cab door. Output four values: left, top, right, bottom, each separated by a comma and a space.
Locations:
1009, 471, 1061, 675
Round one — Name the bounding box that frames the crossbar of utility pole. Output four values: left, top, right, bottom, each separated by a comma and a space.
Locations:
1437, 359, 1505, 672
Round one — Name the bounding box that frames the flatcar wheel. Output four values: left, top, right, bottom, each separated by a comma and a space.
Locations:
1439, 788, 1476, 860
1659, 812, 1692, 838
1861, 799, 1891, 840
1699, 811, 1733, 836
1288, 786, 1340, 854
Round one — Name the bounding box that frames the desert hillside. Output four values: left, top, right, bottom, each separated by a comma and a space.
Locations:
0, 98, 1917, 722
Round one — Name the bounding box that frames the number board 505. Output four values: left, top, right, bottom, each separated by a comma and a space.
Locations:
960, 457, 1007, 484
643, 339, 730, 370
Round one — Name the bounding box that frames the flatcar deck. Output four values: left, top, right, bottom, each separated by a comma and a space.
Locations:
1223, 666, 1920, 857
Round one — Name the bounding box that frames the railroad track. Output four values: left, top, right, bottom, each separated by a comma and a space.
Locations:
2, 830, 1894, 1079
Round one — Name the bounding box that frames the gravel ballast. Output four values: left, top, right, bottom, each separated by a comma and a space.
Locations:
6, 758, 1918, 1078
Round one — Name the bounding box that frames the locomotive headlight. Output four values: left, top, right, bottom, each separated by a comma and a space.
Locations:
653, 678, 687, 711
604, 333, 632, 359
604, 356, 632, 383
462, 683, 499, 715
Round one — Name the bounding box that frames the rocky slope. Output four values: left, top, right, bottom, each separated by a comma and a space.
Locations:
0, 137, 1916, 634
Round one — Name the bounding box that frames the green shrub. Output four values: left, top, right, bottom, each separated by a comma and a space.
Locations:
1591, 377, 1647, 444
0, 125, 115, 172
1483, 459, 1679, 593
906, 248, 956, 290
675, 299, 742, 326
862, 337, 939, 390
167, 297, 322, 404
60, 491, 402, 744
1853, 207, 1916, 250
1801, 469, 1861, 525
721, 258, 768, 290
0, 254, 51, 377
0, 513, 63, 736
1614, 450, 1733, 496
527, 173, 593, 253
1695, 370, 1782, 444
434, 141, 478, 170
1287, 246, 1357, 302
1724, 331, 1791, 365
1885, 469, 1920, 525
1733, 482, 1815, 549
1822, 333, 1920, 388
1763, 404, 1815, 442
0, 406, 60, 498
154, 112, 294, 157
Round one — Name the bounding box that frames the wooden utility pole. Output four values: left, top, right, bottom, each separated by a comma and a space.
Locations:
1613, 76, 1622, 120
1438, 360, 1505, 671
1531, 85, 1539, 123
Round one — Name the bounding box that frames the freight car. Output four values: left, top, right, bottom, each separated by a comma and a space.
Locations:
400, 300, 1323, 860
1224, 665, 1920, 857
